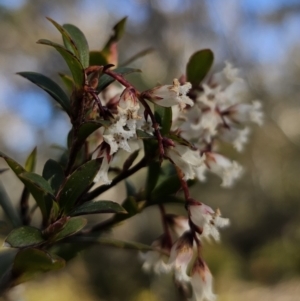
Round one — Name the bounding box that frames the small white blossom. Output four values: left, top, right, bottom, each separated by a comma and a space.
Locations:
188, 261, 216, 301
94, 154, 112, 185
167, 143, 205, 181
220, 127, 250, 152
147, 79, 193, 108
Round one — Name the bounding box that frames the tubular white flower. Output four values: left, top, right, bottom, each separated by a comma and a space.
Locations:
200, 152, 243, 187
188, 261, 216, 301
168, 231, 194, 283
118, 88, 140, 121
147, 79, 193, 108
166, 215, 190, 239
220, 127, 250, 152
94, 154, 112, 185
189, 202, 230, 242
167, 143, 205, 181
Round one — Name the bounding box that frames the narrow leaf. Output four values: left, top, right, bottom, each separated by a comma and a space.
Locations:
154, 105, 172, 135
63, 24, 90, 68
58, 73, 74, 94
25, 147, 37, 172
37, 39, 84, 89
123, 150, 139, 171
186, 49, 214, 87
0, 181, 22, 227
58, 159, 102, 213
136, 129, 154, 139
53, 217, 87, 241
145, 161, 161, 198
151, 174, 181, 198
5, 226, 44, 248
70, 201, 127, 216
112, 196, 138, 223
0, 151, 25, 176
77, 120, 111, 143
89, 50, 108, 66
17, 72, 71, 114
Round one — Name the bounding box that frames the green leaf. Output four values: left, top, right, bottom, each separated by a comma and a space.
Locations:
77, 120, 111, 142
167, 133, 195, 149
103, 17, 127, 52
112, 196, 138, 223
154, 105, 172, 135
18, 172, 55, 220
25, 147, 37, 172
97, 67, 141, 92
0, 151, 25, 176
143, 139, 158, 159
58, 159, 102, 213
123, 150, 139, 171
70, 200, 127, 216
78, 237, 153, 251
46, 17, 79, 59
136, 129, 154, 139
147, 195, 185, 206
58, 73, 74, 94
0, 181, 22, 228
37, 39, 84, 89
151, 174, 181, 199
186, 49, 214, 87
63, 24, 90, 68
12, 248, 65, 284
53, 217, 87, 241
5, 226, 44, 248
145, 161, 161, 198
89, 51, 108, 66
17, 72, 71, 115
42, 159, 65, 194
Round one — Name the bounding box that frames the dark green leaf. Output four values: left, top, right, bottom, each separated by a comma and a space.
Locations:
123, 150, 139, 171
154, 105, 172, 135
58, 159, 102, 213
89, 51, 108, 66
37, 39, 84, 89
58, 73, 74, 94
103, 17, 127, 52
5, 226, 44, 248
147, 195, 185, 206
17, 72, 71, 114
143, 139, 158, 159
25, 147, 37, 172
63, 24, 90, 68
145, 161, 161, 198
70, 200, 127, 216
18, 172, 55, 220
186, 49, 214, 87
0, 250, 17, 279
77, 237, 153, 251
53, 217, 87, 241
0, 181, 22, 228
97, 67, 141, 92
136, 129, 154, 139
112, 196, 138, 223
151, 174, 181, 198
46, 17, 79, 58
77, 120, 111, 142
42, 159, 65, 193
12, 248, 65, 284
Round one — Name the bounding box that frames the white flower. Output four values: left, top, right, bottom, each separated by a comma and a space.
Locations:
167, 143, 205, 181
166, 214, 190, 239
136, 106, 154, 135
103, 118, 136, 155
213, 61, 243, 88
227, 100, 264, 126
188, 261, 216, 301
168, 231, 195, 283
118, 88, 140, 121
189, 201, 230, 242
94, 153, 112, 185
197, 152, 243, 187
147, 79, 193, 108
220, 127, 250, 152
140, 236, 171, 274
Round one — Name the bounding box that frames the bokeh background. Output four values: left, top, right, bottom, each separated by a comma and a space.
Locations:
1, 0, 300, 300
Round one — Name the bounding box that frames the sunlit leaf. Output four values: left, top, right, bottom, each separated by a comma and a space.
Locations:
63, 23, 90, 68
58, 73, 74, 94
25, 147, 37, 172
58, 159, 102, 213
0, 151, 25, 176
89, 50, 108, 66
186, 49, 214, 87
37, 39, 84, 89
5, 226, 44, 248
70, 201, 127, 216
17, 72, 71, 114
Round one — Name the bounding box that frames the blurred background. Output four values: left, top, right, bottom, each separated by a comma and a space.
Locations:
1, 0, 300, 300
